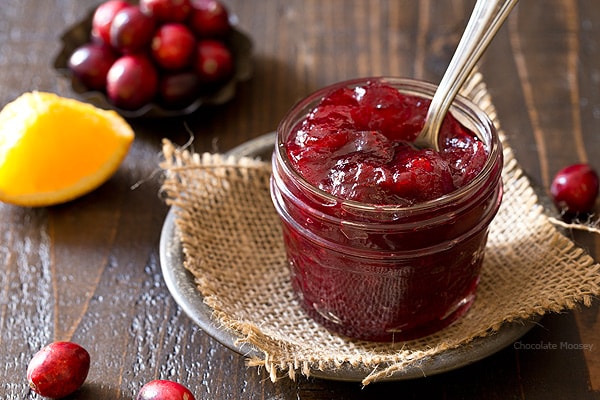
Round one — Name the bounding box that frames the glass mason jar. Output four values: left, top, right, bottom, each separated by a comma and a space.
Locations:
270, 77, 503, 342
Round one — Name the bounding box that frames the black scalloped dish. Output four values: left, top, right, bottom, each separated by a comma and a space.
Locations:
53, 9, 253, 118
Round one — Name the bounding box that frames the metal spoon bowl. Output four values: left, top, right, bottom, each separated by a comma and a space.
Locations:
413, 0, 519, 151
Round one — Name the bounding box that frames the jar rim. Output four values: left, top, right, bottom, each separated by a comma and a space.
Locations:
274, 76, 503, 212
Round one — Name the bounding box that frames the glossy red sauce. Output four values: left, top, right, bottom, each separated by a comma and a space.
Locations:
285, 81, 488, 205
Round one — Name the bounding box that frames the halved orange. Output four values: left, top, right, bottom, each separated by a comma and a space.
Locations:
0, 92, 134, 207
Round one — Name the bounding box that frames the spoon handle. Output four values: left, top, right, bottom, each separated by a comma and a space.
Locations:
415, 0, 519, 150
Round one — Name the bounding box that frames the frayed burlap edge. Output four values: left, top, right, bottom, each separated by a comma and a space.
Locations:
159, 72, 600, 385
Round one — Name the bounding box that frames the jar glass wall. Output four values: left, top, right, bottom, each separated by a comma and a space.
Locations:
271, 77, 503, 342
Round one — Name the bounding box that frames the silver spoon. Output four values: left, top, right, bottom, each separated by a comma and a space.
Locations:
413, 0, 519, 151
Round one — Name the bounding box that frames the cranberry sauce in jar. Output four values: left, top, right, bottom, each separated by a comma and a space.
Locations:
270, 77, 503, 342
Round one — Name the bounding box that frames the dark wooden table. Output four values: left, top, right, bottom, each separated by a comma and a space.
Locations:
2, 0, 600, 398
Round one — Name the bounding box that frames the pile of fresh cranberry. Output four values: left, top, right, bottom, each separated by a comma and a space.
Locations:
68, 0, 236, 111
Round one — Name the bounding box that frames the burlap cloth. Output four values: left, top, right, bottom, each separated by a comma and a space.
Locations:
159, 72, 600, 385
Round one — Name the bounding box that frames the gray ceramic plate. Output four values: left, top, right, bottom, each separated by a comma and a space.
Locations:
159, 132, 539, 382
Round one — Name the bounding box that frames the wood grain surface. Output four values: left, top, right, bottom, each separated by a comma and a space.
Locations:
1, 0, 600, 398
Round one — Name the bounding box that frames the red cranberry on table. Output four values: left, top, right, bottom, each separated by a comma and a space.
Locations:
137, 380, 196, 400
151, 23, 196, 70
140, 0, 192, 22
110, 6, 156, 53
550, 163, 599, 215
107, 54, 159, 110
91, 0, 130, 44
68, 43, 118, 90
27, 341, 91, 399
194, 39, 234, 83
189, 0, 231, 38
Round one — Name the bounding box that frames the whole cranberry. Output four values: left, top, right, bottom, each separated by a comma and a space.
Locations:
550, 163, 599, 214
68, 43, 118, 90
159, 71, 201, 108
194, 39, 233, 83
110, 6, 156, 53
151, 23, 196, 70
137, 380, 196, 400
189, 0, 231, 38
140, 0, 192, 22
27, 342, 90, 399
107, 54, 158, 110
91, 0, 130, 44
